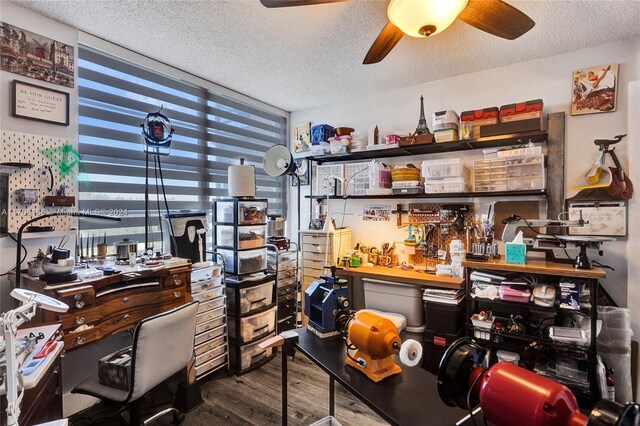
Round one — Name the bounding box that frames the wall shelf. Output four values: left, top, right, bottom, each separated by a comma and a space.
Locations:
306, 130, 548, 164
305, 189, 547, 200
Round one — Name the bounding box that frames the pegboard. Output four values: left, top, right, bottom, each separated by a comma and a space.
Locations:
405, 203, 474, 267
1, 131, 78, 233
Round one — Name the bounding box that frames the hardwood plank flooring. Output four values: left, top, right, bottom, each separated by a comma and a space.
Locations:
70, 355, 389, 426
173, 354, 389, 426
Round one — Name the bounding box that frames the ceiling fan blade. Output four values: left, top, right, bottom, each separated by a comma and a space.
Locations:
260, 0, 349, 7
458, 0, 535, 40
363, 21, 404, 65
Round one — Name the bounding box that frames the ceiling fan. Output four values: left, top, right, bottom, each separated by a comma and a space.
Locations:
260, 0, 535, 64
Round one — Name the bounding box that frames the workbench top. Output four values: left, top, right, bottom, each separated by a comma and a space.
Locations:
338, 265, 464, 289
462, 257, 606, 279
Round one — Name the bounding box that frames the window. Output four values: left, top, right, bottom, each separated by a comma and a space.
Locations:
77, 45, 288, 250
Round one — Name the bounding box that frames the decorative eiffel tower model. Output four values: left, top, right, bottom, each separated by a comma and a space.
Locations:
413, 95, 431, 135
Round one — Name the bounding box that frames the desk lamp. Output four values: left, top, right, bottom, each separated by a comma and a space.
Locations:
263, 145, 301, 247
14, 212, 121, 291
2, 289, 69, 426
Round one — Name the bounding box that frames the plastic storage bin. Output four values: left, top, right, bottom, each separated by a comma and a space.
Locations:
228, 306, 276, 343
216, 224, 266, 249
215, 199, 267, 225
363, 278, 424, 332
424, 177, 471, 194
219, 248, 267, 275
421, 159, 470, 179
424, 300, 465, 335
229, 331, 275, 371
226, 281, 275, 315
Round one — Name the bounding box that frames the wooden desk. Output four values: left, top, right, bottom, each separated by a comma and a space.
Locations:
339, 265, 464, 289
462, 257, 606, 279
1, 324, 64, 426
13, 259, 192, 351
293, 328, 463, 426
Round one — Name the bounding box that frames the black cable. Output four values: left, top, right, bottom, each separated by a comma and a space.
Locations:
1, 233, 27, 276
156, 157, 178, 255
154, 156, 164, 253
467, 369, 485, 426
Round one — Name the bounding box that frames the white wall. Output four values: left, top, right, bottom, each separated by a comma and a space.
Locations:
290, 37, 640, 307
0, 2, 79, 312
628, 80, 639, 395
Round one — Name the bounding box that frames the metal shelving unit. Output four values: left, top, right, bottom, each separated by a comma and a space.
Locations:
305, 189, 547, 200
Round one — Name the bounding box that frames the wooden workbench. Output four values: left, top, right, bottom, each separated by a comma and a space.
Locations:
338, 265, 464, 290
462, 257, 606, 279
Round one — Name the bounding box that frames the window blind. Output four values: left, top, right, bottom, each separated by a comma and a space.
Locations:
78, 45, 288, 249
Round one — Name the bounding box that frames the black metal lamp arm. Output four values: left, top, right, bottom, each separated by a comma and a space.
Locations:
14, 213, 121, 289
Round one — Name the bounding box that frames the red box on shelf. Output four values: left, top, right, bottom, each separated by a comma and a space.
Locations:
460, 107, 499, 139
500, 99, 543, 123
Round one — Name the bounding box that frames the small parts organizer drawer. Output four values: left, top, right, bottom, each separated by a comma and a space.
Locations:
228, 306, 276, 344
191, 275, 223, 294
194, 334, 226, 356
301, 234, 329, 246
195, 353, 227, 377
195, 308, 226, 333
278, 301, 296, 320
277, 316, 296, 332
196, 294, 225, 313
226, 281, 275, 315
195, 343, 227, 366
230, 332, 275, 371
215, 199, 267, 225
194, 324, 226, 346
193, 285, 224, 303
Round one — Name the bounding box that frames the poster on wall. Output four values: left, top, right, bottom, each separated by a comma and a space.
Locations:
571, 64, 618, 115
363, 204, 391, 221
293, 122, 311, 154
0, 22, 75, 88
291, 158, 309, 186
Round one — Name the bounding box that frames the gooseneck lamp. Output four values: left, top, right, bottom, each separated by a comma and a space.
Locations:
14, 212, 122, 290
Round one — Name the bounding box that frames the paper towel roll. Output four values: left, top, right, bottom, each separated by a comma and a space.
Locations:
228, 163, 256, 197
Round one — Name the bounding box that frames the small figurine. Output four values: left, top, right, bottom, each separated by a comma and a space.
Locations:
413, 95, 431, 136
57, 184, 68, 196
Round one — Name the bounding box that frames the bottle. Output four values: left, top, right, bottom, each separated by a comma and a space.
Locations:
606, 369, 616, 401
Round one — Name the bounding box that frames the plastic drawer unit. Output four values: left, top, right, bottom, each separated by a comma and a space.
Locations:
268, 244, 300, 333
226, 274, 278, 374
227, 306, 276, 344
191, 264, 229, 379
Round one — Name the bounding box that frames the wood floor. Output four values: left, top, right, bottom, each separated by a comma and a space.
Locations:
162, 354, 389, 426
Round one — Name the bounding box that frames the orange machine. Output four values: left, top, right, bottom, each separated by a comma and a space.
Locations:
344, 310, 422, 382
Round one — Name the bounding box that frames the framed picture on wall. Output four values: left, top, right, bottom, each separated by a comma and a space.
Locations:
0, 22, 75, 88
571, 64, 618, 115
291, 158, 309, 186
12, 80, 70, 126
293, 122, 311, 153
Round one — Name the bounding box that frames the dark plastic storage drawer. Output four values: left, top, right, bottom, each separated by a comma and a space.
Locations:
424, 299, 465, 336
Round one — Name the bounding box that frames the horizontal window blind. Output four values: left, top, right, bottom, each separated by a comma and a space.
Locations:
78, 45, 287, 250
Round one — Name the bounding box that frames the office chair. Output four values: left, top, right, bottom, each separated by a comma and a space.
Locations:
72, 302, 199, 425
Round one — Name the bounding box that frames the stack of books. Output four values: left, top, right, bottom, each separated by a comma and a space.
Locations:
423, 287, 465, 305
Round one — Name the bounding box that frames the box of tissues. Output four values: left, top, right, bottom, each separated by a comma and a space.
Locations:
505, 231, 526, 264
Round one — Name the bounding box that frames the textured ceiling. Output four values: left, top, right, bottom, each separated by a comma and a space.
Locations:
10, 0, 640, 111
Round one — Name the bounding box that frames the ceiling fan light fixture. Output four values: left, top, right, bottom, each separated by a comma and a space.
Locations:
387, 0, 469, 38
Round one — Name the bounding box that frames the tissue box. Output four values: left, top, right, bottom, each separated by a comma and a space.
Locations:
98, 346, 132, 390
505, 242, 526, 264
